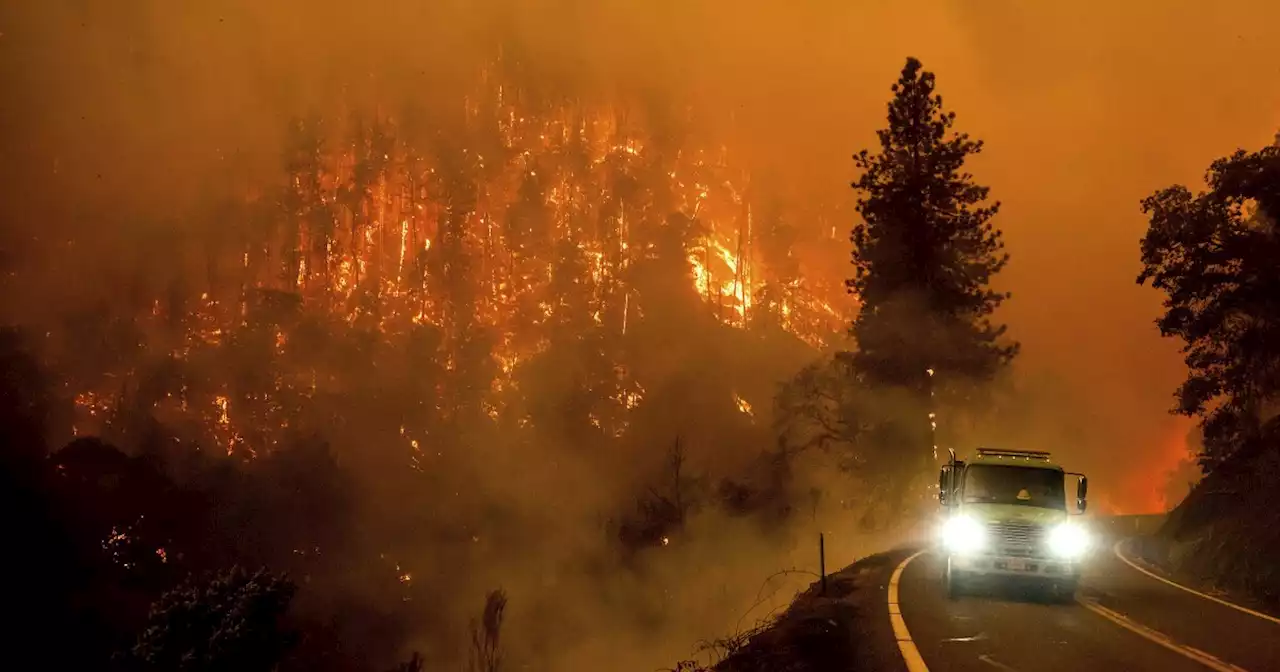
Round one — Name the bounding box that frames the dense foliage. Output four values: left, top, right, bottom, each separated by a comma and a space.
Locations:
128, 567, 298, 672
1139, 139, 1280, 470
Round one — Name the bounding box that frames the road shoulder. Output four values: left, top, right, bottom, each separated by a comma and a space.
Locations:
1079, 538, 1280, 671
1127, 535, 1280, 621
714, 548, 912, 672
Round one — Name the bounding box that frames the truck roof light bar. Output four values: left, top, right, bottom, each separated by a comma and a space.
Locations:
975, 448, 1052, 461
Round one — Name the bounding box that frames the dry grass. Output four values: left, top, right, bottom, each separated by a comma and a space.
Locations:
665, 552, 901, 672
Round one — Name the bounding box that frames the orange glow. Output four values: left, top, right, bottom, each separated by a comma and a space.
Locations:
1155, 418, 1199, 511
1108, 417, 1196, 515
733, 392, 753, 417
57, 62, 854, 453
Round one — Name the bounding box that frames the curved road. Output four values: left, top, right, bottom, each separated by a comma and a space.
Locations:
888, 535, 1280, 671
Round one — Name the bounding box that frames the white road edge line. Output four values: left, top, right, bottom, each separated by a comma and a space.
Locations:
1077, 597, 1248, 672
977, 653, 1020, 672
1113, 539, 1280, 627
889, 550, 930, 672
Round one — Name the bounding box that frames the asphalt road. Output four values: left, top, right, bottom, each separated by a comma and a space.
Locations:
890, 535, 1280, 672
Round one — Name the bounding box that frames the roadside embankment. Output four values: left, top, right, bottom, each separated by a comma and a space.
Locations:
711, 549, 911, 672
1130, 449, 1280, 613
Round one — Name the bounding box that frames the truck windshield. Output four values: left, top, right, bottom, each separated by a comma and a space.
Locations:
963, 465, 1065, 510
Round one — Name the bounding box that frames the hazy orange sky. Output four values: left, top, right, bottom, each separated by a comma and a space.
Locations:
3, 1, 1278, 513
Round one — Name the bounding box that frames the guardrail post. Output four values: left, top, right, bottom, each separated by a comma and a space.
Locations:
819, 533, 827, 596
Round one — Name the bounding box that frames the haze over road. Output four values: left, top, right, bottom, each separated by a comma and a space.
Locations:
884, 520, 1280, 671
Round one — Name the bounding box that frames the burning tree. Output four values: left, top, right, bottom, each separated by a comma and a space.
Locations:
16, 52, 864, 670
56, 58, 851, 463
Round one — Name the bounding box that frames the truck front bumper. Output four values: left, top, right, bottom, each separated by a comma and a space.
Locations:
951, 553, 1080, 581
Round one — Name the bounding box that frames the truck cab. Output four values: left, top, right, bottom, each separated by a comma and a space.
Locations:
937, 448, 1090, 602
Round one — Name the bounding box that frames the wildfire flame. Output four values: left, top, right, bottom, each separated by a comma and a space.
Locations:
734, 392, 754, 417
62, 62, 851, 456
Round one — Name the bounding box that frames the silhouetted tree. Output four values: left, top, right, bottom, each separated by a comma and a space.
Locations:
431, 143, 496, 426
618, 437, 709, 552
281, 113, 331, 298
750, 203, 800, 333
518, 238, 611, 449
629, 212, 705, 320
504, 165, 556, 356
847, 57, 1017, 497
0, 328, 103, 670
774, 354, 865, 462
1138, 139, 1280, 470
467, 589, 508, 672
251, 435, 354, 570
129, 567, 297, 672
51, 436, 190, 582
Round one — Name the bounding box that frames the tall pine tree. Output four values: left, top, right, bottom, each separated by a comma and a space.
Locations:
848, 57, 1017, 492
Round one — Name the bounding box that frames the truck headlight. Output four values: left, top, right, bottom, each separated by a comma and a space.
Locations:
941, 515, 986, 554
1047, 523, 1090, 558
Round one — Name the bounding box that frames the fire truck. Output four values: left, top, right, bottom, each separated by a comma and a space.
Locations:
937, 448, 1090, 601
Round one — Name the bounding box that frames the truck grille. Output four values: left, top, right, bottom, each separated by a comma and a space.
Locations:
987, 521, 1046, 554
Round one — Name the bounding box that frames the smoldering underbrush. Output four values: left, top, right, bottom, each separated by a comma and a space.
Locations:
3, 282, 1021, 672
451, 444, 896, 672
6, 316, 918, 672
377, 348, 989, 671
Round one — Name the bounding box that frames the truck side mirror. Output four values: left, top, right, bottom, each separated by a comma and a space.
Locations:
938, 468, 949, 505
1076, 475, 1088, 513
